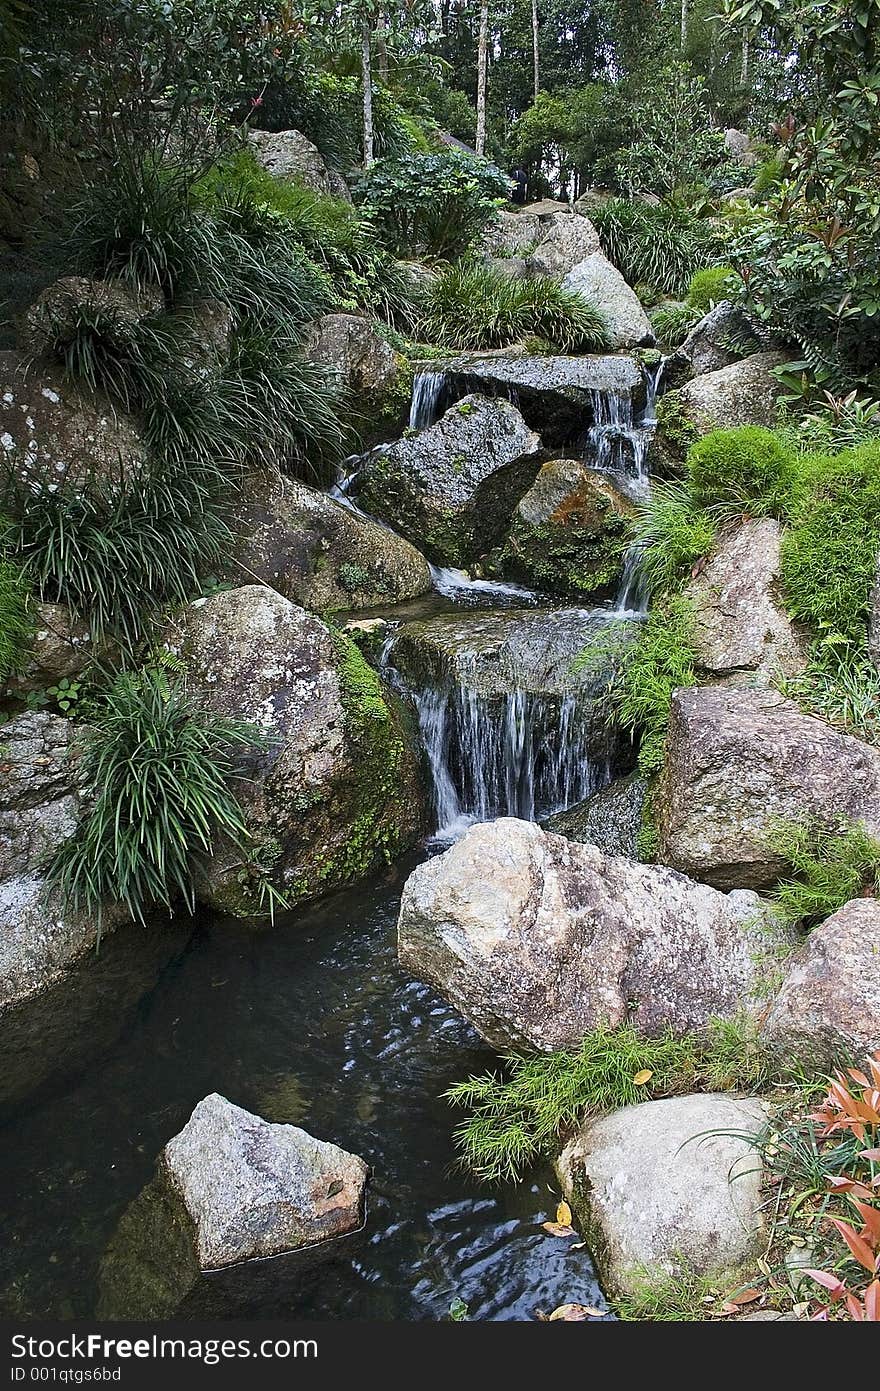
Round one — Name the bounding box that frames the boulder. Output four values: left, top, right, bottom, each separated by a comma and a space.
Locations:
498, 457, 633, 599
672, 302, 753, 380
686, 519, 807, 683
393, 260, 439, 303
358, 394, 542, 565
760, 898, 880, 1066
574, 189, 614, 215
481, 210, 543, 260
21, 276, 164, 359
672, 351, 786, 434
98, 1094, 368, 1318
304, 312, 399, 397
438, 352, 644, 448
522, 199, 572, 216
657, 686, 880, 889
163, 585, 424, 913
0, 350, 147, 487
724, 128, 757, 167
247, 127, 338, 197
529, 214, 601, 277
556, 1095, 768, 1298
563, 252, 654, 350
543, 771, 647, 859
231, 470, 432, 612
4, 602, 98, 695
397, 818, 787, 1050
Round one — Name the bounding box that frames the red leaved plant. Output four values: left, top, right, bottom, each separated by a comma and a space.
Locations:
804, 1053, 880, 1320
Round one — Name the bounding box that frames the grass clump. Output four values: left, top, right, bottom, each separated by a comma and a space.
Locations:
687, 426, 795, 517
767, 818, 880, 929
614, 1269, 725, 1322
593, 200, 714, 298
0, 548, 33, 682
421, 262, 610, 354
649, 300, 699, 348
46, 669, 261, 927
612, 595, 698, 776
686, 265, 737, 312
630, 482, 717, 597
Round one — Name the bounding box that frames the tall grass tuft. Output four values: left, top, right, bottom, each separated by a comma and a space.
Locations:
0, 547, 33, 682
593, 200, 715, 298
422, 262, 610, 353
767, 818, 880, 929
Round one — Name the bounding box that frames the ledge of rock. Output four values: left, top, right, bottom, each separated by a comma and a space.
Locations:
397, 818, 788, 1050
657, 686, 880, 889
359, 394, 542, 565
98, 1094, 368, 1318
759, 898, 880, 1066
556, 1094, 768, 1298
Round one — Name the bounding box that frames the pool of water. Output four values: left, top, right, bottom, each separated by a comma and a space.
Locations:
0, 854, 607, 1321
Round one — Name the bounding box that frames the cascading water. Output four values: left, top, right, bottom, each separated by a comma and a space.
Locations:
584, 358, 664, 488
408, 371, 447, 431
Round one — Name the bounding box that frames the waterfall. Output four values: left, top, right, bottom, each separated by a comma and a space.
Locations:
409, 371, 447, 431
583, 360, 664, 488
612, 544, 649, 617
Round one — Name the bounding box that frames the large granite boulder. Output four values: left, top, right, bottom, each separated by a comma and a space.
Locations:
163, 586, 424, 913
98, 1094, 368, 1318
481, 209, 544, 260
304, 312, 399, 397
0, 350, 147, 487
247, 127, 347, 199
358, 394, 542, 565
529, 213, 601, 277
556, 1095, 768, 1298
543, 771, 647, 859
397, 818, 787, 1050
563, 252, 654, 350
436, 353, 644, 448
4, 602, 100, 696
671, 302, 753, 381
481, 207, 600, 278
498, 457, 633, 599
686, 518, 807, 683
658, 687, 880, 889
231, 471, 432, 613
760, 898, 880, 1066
671, 351, 786, 434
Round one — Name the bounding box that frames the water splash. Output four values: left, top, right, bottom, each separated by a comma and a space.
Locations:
429, 565, 539, 608
612, 544, 649, 617
409, 371, 447, 431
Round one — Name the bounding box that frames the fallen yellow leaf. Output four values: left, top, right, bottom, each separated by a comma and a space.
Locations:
556, 1200, 573, 1227
633, 1069, 653, 1085
547, 1303, 607, 1321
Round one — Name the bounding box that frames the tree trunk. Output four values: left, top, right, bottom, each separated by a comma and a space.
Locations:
740, 30, 750, 85
362, 17, 375, 167
680, 0, 688, 52
531, 0, 540, 101
475, 0, 489, 156
377, 8, 389, 83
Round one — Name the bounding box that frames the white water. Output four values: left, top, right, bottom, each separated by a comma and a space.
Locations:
409, 371, 447, 431
429, 564, 539, 607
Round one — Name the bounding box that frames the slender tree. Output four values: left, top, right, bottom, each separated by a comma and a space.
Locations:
362, 12, 375, 165
531, 0, 540, 100
681, 0, 689, 51
475, 0, 489, 155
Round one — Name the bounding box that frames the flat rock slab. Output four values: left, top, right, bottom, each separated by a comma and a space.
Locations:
557, 1094, 768, 1297
658, 686, 880, 889
397, 818, 788, 1050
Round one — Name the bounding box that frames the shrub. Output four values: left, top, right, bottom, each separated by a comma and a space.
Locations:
767, 819, 880, 929
593, 199, 715, 298
686, 265, 737, 312
778, 394, 880, 456
649, 300, 699, 348
780, 442, 880, 647
686, 426, 796, 517
353, 150, 509, 260
421, 263, 610, 353
46, 669, 261, 927
778, 651, 880, 746
0, 551, 32, 682
630, 482, 717, 597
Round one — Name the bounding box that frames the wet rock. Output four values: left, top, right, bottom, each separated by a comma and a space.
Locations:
21, 276, 164, 359
672, 351, 786, 434
556, 1095, 768, 1298
164, 585, 424, 913
686, 519, 807, 683
563, 252, 654, 350
359, 394, 542, 565
438, 352, 644, 448
304, 312, 400, 397
658, 686, 880, 889
543, 771, 647, 859
98, 1094, 368, 1318
760, 898, 880, 1066
0, 350, 147, 487
498, 457, 633, 599
672, 302, 753, 380
397, 818, 787, 1050
232, 471, 432, 613
247, 127, 339, 197
0, 711, 81, 884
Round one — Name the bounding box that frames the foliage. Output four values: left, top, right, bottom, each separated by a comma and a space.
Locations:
613, 1269, 727, 1322
778, 393, 880, 456
687, 266, 737, 312
630, 482, 717, 597
612, 596, 698, 776
46, 669, 261, 927
353, 150, 509, 260
593, 199, 716, 298
614, 64, 737, 200
0, 551, 33, 683
446, 1016, 791, 1184
686, 426, 795, 517
767, 819, 880, 930
778, 651, 880, 746
421, 263, 610, 353
649, 300, 700, 348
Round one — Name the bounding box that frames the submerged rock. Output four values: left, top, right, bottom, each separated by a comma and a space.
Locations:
164, 585, 424, 913
760, 898, 880, 1066
563, 252, 654, 350
397, 818, 787, 1050
359, 393, 542, 565
556, 1095, 768, 1298
98, 1094, 368, 1318
232, 471, 432, 613
498, 458, 633, 598
543, 771, 647, 859
686, 518, 807, 683
658, 686, 880, 889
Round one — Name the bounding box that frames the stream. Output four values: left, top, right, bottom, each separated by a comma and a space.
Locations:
0, 354, 660, 1321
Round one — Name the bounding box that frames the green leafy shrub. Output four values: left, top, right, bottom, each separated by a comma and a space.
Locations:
630, 482, 717, 597
353, 150, 509, 260
687, 426, 796, 517
767, 818, 880, 929
686, 265, 737, 312
780, 442, 880, 647
0, 550, 33, 681
649, 300, 699, 347
778, 394, 880, 456
47, 669, 261, 927
421, 263, 610, 353
593, 199, 715, 298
